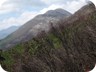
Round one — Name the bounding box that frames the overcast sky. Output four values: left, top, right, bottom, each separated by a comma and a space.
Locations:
0, 0, 95, 31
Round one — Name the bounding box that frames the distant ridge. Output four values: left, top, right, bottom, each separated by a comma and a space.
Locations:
0, 26, 19, 40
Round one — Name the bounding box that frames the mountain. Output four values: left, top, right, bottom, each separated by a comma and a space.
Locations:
44, 8, 71, 17
0, 26, 19, 40
1, 1, 96, 72
0, 8, 71, 49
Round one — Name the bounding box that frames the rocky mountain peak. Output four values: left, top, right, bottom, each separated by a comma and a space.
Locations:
44, 8, 71, 17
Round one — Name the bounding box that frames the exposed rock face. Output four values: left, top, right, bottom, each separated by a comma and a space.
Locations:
0, 1, 96, 72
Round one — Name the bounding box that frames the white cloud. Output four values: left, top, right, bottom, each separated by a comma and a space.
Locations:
0, 0, 96, 31
17, 11, 38, 25
40, 0, 87, 14
0, 4, 14, 14
0, 0, 45, 14
64, 0, 87, 13
0, 0, 7, 6
0, 0, 15, 14
40, 4, 62, 14
0, 0, 95, 14
41, 0, 65, 5
0, 11, 38, 31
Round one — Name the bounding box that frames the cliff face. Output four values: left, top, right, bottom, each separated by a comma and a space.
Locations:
0, 2, 96, 72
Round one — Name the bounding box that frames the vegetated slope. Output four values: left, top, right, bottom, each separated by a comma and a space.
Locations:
0, 8, 71, 50
0, 1, 96, 72
0, 26, 19, 40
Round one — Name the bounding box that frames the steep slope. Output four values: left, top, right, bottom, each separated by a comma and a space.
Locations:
0, 9, 71, 50
0, 1, 96, 72
0, 26, 19, 40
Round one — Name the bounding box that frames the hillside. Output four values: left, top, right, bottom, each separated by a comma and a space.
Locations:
0, 8, 71, 50
0, 1, 96, 72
